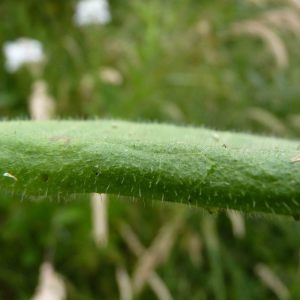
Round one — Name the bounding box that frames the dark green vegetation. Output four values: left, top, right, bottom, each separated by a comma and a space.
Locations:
1, 0, 300, 299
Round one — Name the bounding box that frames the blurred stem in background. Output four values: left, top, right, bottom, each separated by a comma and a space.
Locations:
202, 216, 226, 300
91, 193, 108, 248
28, 57, 66, 299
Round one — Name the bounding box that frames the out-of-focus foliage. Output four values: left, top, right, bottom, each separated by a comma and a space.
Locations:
1, 0, 300, 299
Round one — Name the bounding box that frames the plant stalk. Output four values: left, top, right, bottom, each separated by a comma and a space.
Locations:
1, 120, 300, 216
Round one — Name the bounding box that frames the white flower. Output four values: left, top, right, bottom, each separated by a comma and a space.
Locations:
3, 38, 45, 73
74, 0, 111, 26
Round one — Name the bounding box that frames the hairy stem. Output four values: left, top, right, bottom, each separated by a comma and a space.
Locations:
1, 120, 300, 216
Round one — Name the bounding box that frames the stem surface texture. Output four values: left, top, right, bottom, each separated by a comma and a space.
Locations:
1, 120, 300, 216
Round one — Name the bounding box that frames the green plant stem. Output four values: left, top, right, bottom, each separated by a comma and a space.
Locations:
1, 120, 300, 216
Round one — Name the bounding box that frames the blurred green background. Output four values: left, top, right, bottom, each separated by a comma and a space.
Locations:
1, 0, 300, 299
